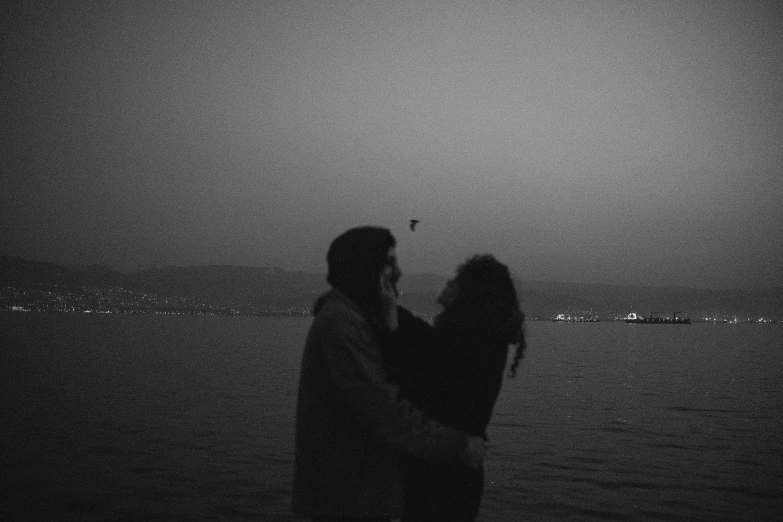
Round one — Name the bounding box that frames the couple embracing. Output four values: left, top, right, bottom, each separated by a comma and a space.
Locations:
292, 226, 526, 521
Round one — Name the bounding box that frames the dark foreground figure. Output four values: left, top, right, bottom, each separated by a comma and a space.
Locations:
383, 255, 526, 521
292, 227, 486, 521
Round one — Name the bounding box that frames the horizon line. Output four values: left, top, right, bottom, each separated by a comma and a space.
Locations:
2, 255, 781, 292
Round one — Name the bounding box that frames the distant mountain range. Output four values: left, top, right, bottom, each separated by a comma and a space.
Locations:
1, 256, 781, 320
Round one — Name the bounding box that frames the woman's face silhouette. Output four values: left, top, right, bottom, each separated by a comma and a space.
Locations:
437, 278, 460, 309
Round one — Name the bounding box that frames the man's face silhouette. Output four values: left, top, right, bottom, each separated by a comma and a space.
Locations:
381, 247, 402, 297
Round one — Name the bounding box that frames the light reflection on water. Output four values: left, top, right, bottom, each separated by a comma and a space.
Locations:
1, 314, 782, 520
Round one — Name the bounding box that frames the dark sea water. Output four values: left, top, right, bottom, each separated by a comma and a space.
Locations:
2, 313, 782, 521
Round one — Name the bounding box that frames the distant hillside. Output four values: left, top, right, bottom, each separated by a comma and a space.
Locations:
518, 281, 783, 320
0, 256, 327, 314
125, 265, 326, 309
1, 256, 781, 320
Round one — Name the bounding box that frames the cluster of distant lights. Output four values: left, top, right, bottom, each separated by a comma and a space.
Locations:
5, 306, 778, 323
547, 311, 778, 324
702, 316, 777, 324
5, 304, 312, 316
553, 313, 600, 322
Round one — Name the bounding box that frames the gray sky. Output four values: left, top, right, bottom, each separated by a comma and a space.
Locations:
2, 1, 782, 288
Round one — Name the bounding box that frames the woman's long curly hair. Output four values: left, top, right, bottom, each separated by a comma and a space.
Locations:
436, 255, 526, 377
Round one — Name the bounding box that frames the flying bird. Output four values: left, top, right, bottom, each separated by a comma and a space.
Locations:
409, 219, 419, 231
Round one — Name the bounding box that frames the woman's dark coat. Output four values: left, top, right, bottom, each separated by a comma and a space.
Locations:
383, 307, 509, 521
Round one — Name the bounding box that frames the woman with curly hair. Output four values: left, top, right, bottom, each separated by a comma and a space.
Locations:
382, 254, 526, 521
